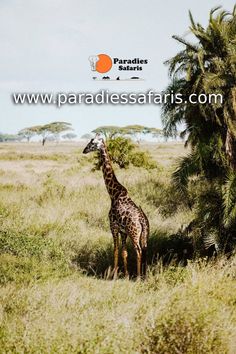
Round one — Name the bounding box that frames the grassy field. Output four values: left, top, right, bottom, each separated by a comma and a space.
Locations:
0, 142, 235, 353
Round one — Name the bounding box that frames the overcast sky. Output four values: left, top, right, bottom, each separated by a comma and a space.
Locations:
0, 0, 235, 136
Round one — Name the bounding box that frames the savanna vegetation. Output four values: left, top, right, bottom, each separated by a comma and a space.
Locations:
0, 5, 236, 354
0, 141, 235, 353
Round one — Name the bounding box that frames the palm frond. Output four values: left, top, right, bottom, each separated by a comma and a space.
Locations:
172, 35, 198, 52
172, 152, 200, 194
223, 172, 236, 227
203, 232, 220, 251
189, 11, 196, 29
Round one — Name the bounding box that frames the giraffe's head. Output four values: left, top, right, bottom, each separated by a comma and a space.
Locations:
83, 134, 104, 154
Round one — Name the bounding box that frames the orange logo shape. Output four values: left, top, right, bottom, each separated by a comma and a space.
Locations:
96, 54, 112, 73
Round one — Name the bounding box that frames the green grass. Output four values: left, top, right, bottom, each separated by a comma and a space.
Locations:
0, 142, 235, 353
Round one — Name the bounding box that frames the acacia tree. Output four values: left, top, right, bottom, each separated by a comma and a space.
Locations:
81, 133, 93, 140
39, 122, 72, 145
18, 127, 37, 142
18, 122, 73, 145
92, 125, 163, 142
151, 128, 163, 137
162, 6, 236, 251
92, 126, 123, 139
62, 133, 77, 140
120, 125, 150, 143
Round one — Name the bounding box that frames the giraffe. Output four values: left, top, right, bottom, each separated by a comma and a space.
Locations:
83, 135, 149, 278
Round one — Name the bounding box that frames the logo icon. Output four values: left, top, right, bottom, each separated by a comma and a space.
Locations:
88, 54, 112, 73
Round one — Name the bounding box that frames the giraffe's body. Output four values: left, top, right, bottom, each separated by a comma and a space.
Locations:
83, 136, 149, 278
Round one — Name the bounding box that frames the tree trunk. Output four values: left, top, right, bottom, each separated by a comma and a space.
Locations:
226, 129, 236, 171
42, 138, 46, 146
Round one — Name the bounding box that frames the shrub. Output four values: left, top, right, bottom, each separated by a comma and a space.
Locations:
94, 137, 156, 169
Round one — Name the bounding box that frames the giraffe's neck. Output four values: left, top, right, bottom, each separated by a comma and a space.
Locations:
100, 145, 127, 199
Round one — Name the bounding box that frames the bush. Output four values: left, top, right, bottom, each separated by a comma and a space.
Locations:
94, 137, 156, 169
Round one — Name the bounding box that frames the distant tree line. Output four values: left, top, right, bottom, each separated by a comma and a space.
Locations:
0, 133, 21, 142
0, 122, 77, 145
87, 125, 164, 142
1, 124, 165, 145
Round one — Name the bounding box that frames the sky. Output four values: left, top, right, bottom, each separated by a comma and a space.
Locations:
0, 0, 235, 137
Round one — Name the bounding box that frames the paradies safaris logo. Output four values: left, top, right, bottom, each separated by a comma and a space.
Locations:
88, 53, 148, 81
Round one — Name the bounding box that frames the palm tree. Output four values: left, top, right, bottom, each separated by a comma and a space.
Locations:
164, 6, 236, 168
162, 6, 236, 251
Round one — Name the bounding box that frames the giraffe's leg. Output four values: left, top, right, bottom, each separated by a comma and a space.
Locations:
135, 243, 142, 279
109, 211, 120, 279
110, 224, 119, 279
141, 246, 147, 279
127, 223, 142, 279
121, 233, 129, 278
113, 233, 119, 279
140, 217, 149, 279
128, 223, 143, 279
